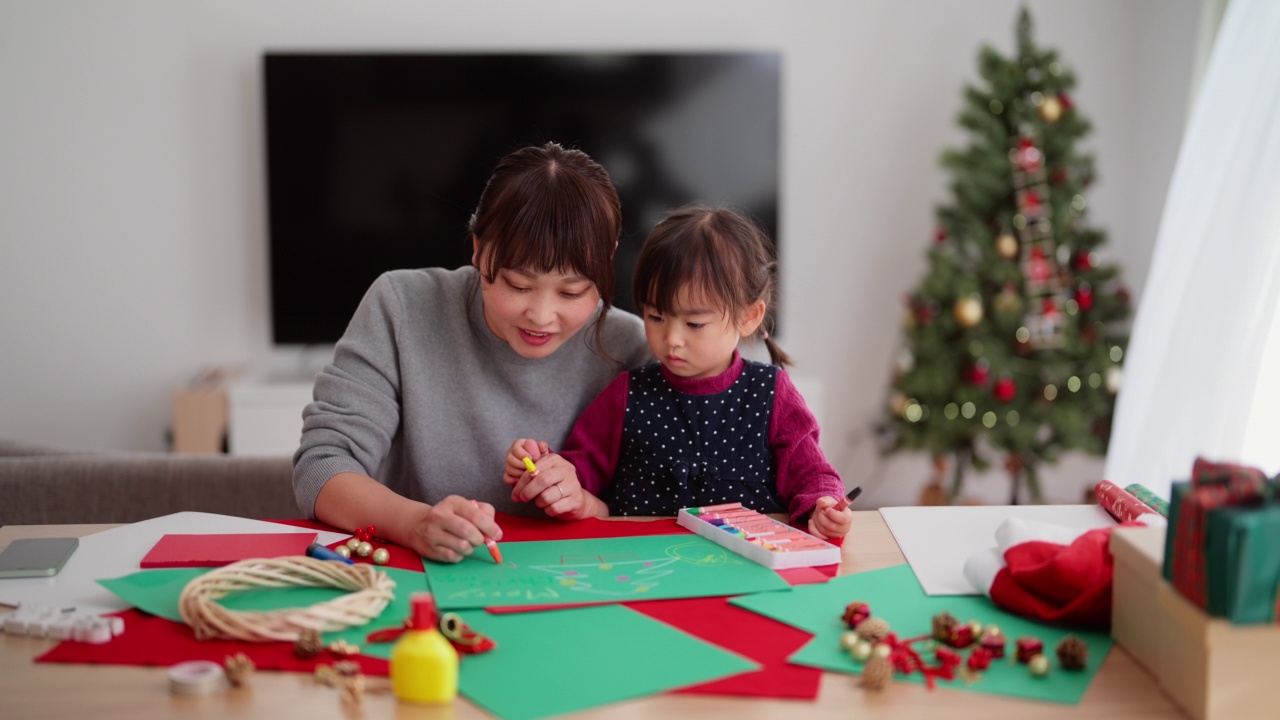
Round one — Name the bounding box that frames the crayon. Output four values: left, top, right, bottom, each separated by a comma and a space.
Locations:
469, 500, 504, 564
691, 502, 744, 514
834, 486, 863, 512
307, 543, 354, 565
522, 456, 538, 475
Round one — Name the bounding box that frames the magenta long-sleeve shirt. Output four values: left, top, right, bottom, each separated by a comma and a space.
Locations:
558, 351, 845, 524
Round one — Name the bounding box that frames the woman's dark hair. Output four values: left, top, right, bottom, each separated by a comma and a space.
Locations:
468, 142, 621, 349
633, 205, 791, 367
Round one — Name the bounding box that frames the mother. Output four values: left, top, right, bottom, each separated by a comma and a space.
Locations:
293, 142, 651, 562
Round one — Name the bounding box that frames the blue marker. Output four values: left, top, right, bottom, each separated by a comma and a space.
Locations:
307, 543, 353, 564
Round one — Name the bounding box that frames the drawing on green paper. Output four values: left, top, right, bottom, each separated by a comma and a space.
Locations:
423, 534, 792, 610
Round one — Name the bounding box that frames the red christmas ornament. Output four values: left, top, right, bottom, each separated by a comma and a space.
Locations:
915, 303, 935, 325
1042, 297, 1058, 316
1023, 189, 1042, 210
1018, 136, 1035, 150
1076, 286, 1094, 311
1059, 93, 1073, 111
966, 363, 991, 386
1074, 251, 1093, 271
1117, 285, 1131, 305
1049, 167, 1069, 185
993, 377, 1016, 403
934, 227, 948, 244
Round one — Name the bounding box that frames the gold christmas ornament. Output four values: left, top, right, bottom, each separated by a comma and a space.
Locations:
1040, 95, 1062, 122
996, 232, 1019, 259
851, 640, 873, 662
953, 295, 984, 328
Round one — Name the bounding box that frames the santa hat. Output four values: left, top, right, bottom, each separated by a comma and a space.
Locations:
962, 514, 1164, 628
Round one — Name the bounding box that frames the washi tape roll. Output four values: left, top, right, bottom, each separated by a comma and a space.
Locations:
168, 660, 226, 695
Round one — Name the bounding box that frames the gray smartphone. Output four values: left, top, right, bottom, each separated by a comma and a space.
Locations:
0, 537, 80, 578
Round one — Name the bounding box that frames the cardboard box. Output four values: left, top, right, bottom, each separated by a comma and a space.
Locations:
171, 366, 241, 454
1111, 526, 1280, 720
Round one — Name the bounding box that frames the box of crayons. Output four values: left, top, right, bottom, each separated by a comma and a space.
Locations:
677, 502, 841, 569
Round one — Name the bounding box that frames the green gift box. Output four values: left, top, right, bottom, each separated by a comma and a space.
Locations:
1164, 480, 1280, 624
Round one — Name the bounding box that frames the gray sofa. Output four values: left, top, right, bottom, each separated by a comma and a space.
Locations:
0, 439, 303, 525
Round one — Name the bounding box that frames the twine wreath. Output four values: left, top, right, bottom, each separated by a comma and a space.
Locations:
178, 556, 396, 642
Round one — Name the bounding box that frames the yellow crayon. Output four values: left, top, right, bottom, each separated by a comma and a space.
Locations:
521, 456, 538, 474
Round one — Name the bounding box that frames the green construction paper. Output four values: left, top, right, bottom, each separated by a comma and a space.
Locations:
451, 605, 759, 720
731, 563, 1112, 705
98, 566, 427, 644
422, 534, 792, 610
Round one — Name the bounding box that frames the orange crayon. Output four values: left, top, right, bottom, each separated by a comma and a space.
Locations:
469, 500, 504, 564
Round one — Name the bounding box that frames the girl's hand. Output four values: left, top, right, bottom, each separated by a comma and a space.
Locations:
807, 496, 854, 540
503, 438, 550, 487
409, 495, 503, 563
510, 452, 600, 521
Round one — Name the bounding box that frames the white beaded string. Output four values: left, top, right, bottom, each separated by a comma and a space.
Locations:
178, 556, 396, 642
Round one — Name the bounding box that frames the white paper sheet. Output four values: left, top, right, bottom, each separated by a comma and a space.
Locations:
879, 505, 1116, 595
0, 512, 348, 615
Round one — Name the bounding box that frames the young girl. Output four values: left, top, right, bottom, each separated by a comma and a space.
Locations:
505, 206, 853, 540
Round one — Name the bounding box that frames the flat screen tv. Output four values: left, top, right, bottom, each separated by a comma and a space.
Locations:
264, 52, 781, 345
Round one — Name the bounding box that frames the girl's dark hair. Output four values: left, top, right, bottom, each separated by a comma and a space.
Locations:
633, 205, 791, 367
468, 142, 621, 348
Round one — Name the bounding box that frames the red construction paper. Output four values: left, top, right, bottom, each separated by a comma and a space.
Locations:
40, 515, 824, 699
37, 608, 389, 676
139, 532, 318, 568
629, 596, 820, 699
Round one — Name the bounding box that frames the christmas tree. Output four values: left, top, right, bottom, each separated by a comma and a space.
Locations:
883, 8, 1130, 504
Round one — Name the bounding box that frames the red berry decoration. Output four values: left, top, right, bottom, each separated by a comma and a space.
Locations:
934, 227, 947, 244
1075, 285, 1094, 311
1059, 92, 1073, 111
993, 377, 1016, 403
967, 647, 993, 670
1023, 189, 1042, 210
841, 601, 871, 629
366, 525, 377, 540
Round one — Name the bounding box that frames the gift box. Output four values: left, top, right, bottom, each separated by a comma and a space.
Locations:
1162, 459, 1280, 624
1112, 525, 1280, 720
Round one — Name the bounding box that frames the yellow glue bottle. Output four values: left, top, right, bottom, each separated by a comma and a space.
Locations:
390, 592, 458, 704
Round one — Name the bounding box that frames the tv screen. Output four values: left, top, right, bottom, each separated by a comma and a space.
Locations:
264, 52, 781, 345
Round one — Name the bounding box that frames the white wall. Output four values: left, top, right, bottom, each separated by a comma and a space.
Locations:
0, 0, 1202, 506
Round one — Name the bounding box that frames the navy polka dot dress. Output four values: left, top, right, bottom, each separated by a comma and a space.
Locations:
608, 360, 786, 516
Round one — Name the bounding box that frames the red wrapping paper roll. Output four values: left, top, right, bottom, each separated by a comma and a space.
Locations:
1094, 480, 1156, 523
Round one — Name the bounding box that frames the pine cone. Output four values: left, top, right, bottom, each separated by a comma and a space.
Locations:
1056, 635, 1088, 670
861, 654, 893, 691
931, 611, 958, 641
223, 652, 255, 688
294, 628, 324, 658
855, 617, 891, 644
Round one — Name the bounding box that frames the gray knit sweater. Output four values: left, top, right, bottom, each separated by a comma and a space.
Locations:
292, 266, 651, 518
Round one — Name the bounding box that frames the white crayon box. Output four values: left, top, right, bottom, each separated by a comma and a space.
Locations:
677, 503, 842, 569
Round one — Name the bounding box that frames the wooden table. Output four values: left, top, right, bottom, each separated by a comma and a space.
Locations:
0, 513, 1186, 719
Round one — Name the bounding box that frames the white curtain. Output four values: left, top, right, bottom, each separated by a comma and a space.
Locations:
1104, 0, 1280, 498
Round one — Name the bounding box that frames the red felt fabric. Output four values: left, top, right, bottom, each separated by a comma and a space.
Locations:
38, 514, 824, 699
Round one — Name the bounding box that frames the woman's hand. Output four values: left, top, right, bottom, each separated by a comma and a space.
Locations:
408, 495, 503, 563
510, 452, 604, 521
503, 438, 550, 487
807, 496, 854, 540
